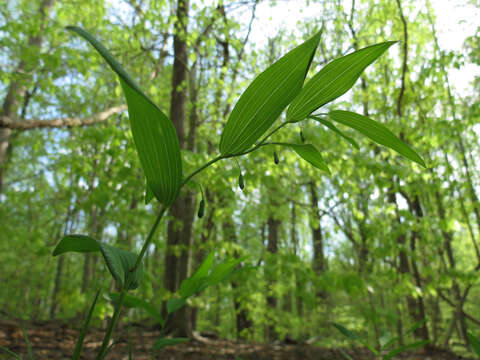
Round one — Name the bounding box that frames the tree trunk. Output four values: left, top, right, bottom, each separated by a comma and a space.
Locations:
388, 190, 424, 340
309, 181, 327, 300
434, 191, 469, 348
49, 256, 64, 320
265, 214, 280, 342
291, 202, 304, 317
190, 189, 215, 331
222, 217, 252, 339
163, 0, 194, 337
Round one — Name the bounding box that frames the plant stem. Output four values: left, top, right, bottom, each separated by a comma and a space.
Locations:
180, 122, 290, 188
96, 288, 127, 360
256, 121, 288, 146
96, 204, 168, 359
95, 120, 291, 359
180, 154, 224, 188
131, 203, 168, 272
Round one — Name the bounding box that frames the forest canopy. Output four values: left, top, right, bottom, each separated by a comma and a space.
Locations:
1, 0, 480, 359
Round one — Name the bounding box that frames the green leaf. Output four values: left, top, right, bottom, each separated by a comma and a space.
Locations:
21, 326, 33, 360
108, 293, 164, 325
52, 234, 100, 255
153, 337, 189, 351
332, 323, 378, 356
309, 116, 359, 149
67, 26, 182, 205
0, 346, 21, 360
179, 251, 214, 298
166, 298, 186, 314
219, 32, 321, 155
206, 256, 245, 287
145, 182, 154, 205
73, 290, 100, 360
288, 144, 330, 174
328, 110, 425, 167
468, 331, 480, 356
287, 41, 396, 122
382, 320, 425, 349
53, 235, 142, 290
100, 243, 143, 290
332, 322, 361, 341
339, 349, 354, 360
383, 340, 430, 360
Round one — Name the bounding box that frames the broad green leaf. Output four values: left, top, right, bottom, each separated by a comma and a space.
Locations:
108, 293, 164, 325
309, 115, 359, 149
52, 234, 100, 255
288, 144, 330, 174
332, 323, 361, 341
383, 340, 430, 360
328, 110, 426, 167
206, 256, 245, 287
179, 251, 214, 298
67, 26, 182, 205
145, 182, 154, 205
468, 331, 480, 356
73, 290, 100, 360
153, 337, 189, 351
219, 32, 321, 155
287, 41, 396, 122
100, 243, 143, 290
332, 323, 378, 355
53, 235, 143, 290
166, 298, 186, 314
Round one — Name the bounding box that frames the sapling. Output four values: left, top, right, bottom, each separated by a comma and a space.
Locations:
51, 25, 425, 359
333, 322, 430, 360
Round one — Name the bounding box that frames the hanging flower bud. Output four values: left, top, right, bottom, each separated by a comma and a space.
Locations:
238, 173, 245, 191
197, 199, 205, 218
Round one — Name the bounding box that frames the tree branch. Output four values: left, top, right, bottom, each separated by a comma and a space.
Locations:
0, 105, 126, 130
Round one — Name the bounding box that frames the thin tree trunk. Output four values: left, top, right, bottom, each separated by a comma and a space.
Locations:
265, 214, 280, 342
309, 181, 327, 300
163, 0, 194, 337
222, 217, 252, 339
291, 202, 303, 317
50, 256, 64, 320
434, 191, 469, 349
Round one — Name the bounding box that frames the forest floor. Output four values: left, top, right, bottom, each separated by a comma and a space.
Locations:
0, 320, 474, 360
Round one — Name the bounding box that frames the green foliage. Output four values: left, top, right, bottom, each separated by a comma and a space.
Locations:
73, 291, 100, 360
287, 42, 396, 122
108, 293, 164, 325
333, 322, 430, 359
153, 337, 189, 351
66, 26, 182, 205
0, 346, 21, 360
468, 331, 480, 356
219, 32, 321, 155
326, 111, 426, 167
311, 117, 360, 149
7, 1, 467, 357
53, 235, 143, 290
21, 326, 33, 360
287, 143, 330, 174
